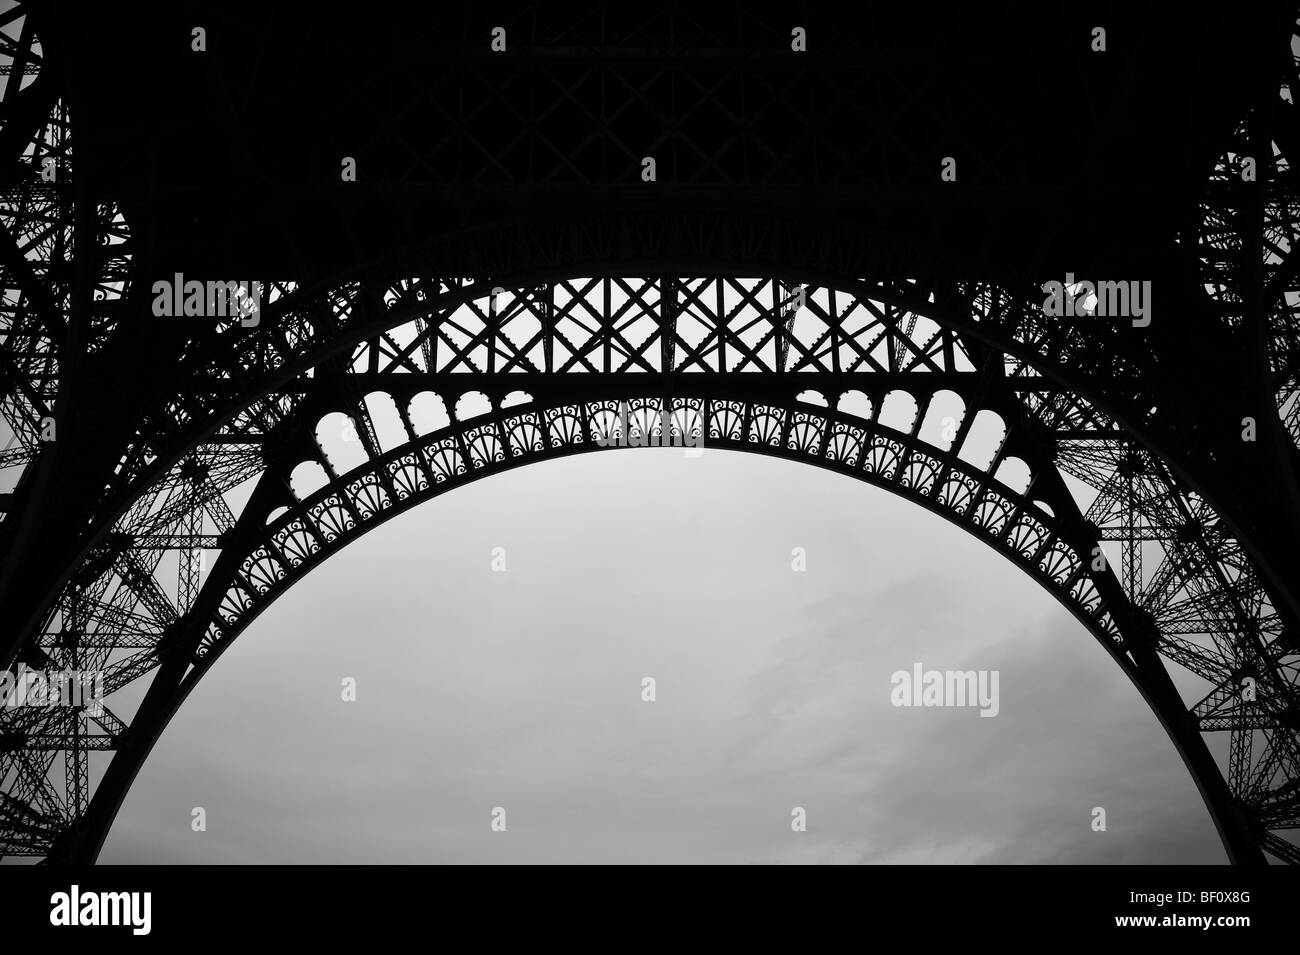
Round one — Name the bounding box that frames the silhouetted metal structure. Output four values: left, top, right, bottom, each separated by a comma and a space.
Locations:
0, 3, 1298, 863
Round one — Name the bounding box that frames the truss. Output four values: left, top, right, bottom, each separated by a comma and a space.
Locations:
1, 272, 1297, 864
1, 5, 1299, 865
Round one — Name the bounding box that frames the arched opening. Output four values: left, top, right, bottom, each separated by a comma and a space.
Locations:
100, 450, 1222, 863
4, 265, 1292, 867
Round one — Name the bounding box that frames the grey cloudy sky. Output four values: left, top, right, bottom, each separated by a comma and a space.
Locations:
100, 447, 1224, 864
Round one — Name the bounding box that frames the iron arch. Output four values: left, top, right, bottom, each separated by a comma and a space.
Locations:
21, 356, 1299, 864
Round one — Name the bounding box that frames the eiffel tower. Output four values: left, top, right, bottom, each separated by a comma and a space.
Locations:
1, 2, 1298, 864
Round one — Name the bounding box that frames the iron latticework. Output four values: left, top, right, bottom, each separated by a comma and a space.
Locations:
1, 4, 1299, 864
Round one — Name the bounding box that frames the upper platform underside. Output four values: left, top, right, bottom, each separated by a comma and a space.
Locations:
26, 2, 1293, 280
